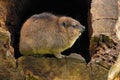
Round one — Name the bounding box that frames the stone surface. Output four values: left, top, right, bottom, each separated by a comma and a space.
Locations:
90, 0, 118, 36
90, 0, 119, 80
16, 55, 113, 80
88, 62, 109, 80
0, 27, 24, 80
18, 56, 90, 80
91, 0, 118, 21
107, 1, 120, 79
90, 34, 120, 65
92, 19, 116, 36
90, 0, 118, 65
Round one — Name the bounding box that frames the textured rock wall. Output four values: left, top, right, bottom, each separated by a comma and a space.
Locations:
90, 0, 119, 64
0, 0, 119, 80
90, 0, 120, 80
90, 0, 118, 36
0, 27, 24, 79
107, 1, 120, 80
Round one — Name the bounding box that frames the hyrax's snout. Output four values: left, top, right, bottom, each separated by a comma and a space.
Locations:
81, 25, 85, 33
77, 25, 85, 33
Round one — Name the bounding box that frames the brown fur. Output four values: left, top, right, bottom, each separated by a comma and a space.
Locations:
19, 12, 85, 58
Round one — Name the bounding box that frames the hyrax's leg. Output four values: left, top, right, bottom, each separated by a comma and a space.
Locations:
54, 53, 65, 59
108, 53, 120, 80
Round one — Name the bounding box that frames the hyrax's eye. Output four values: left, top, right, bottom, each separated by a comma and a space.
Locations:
62, 22, 66, 27
72, 25, 76, 28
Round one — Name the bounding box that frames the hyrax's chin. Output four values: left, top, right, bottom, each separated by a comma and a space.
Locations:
69, 33, 81, 48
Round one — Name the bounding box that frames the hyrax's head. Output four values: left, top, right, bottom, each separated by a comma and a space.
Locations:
58, 16, 85, 43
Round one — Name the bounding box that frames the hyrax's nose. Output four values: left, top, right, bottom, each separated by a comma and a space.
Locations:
79, 25, 85, 33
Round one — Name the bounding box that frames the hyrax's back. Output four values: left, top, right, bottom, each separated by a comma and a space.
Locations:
19, 12, 85, 58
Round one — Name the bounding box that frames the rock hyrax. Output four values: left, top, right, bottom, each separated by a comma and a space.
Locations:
19, 12, 85, 58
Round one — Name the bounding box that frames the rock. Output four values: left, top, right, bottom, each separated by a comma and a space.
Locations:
88, 61, 109, 80
18, 56, 90, 80
108, 53, 120, 80
107, 2, 120, 79
90, 34, 120, 65
90, 0, 118, 36
90, 0, 119, 80
0, 27, 15, 67
0, 27, 24, 80
92, 19, 116, 36
91, 0, 118, 21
